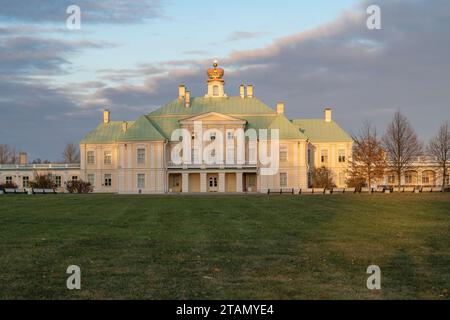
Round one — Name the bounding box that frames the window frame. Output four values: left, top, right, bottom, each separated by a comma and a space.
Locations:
280, 173, 288, 188
137, 148, 146, 165
104, 174, 112, 187
104, 150, 112, 165
87, 174, 95, 186
87, 151, 95, 165
279, 144, 288, 162
321, 149, 329, 164
137, 174, 146, 189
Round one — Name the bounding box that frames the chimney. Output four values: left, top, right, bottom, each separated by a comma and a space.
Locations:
122, 121, 128, 132
240, 85, 245, 98
247, 85, 254, 98
178, 85, 186, 100
185, 91, 191, 108
324, 108, 332, 122
19, 152, 28, 165
103, 109, 110, 124
277, 102, 285, 115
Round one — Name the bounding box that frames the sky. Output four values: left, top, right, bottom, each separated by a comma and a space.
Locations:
0, 0, 449, 161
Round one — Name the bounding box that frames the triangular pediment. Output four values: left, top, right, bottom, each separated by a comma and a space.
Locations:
180, 112, 247, 124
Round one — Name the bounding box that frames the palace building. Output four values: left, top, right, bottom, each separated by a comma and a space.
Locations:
78, 62, 353, 194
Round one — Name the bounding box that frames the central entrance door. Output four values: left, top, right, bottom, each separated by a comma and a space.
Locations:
208, 174, 219, 192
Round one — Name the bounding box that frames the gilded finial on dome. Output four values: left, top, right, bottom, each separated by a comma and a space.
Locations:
207, 60, 224, 82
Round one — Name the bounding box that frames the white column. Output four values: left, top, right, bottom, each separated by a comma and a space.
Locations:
219, 172, 225, 193
182, 173, 189, 193
200, 173, 207, 193
236, 172, 243, 193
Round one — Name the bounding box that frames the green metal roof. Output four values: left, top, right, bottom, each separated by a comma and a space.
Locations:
291, 119, 353, 143
81, 97, 310, 143
149, 97, 276, 116
80, 121, 134, 144
119, 116, 165, 142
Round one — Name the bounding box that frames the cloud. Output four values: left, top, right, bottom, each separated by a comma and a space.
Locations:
2, 0, 450, 160
228, 31, 268, 42
88, 0, 450, 144
0, 0, 164, 24
0, 35, 113, 75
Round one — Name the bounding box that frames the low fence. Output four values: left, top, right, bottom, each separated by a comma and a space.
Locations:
267, 186, 446, 195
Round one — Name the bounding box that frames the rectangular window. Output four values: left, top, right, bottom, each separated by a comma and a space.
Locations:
72, 176, 78, 182
280, 173, 288, 188
87, 151, 95, 164
104, 151, 112, 165
104, 174, 112, 187
227, 131, 234, 140
55, 176, 62, 187
6, 176, 12, 184
338, 149, 346, 163
279, 145, 288, 162
137, 148, 146, 165
87, 174, 95, 186
137, 174, 145, 189
23, 176, 30, 188
321, 149, 329, 163
388, 175, 396, 184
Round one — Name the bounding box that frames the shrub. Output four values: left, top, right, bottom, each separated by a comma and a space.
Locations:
65, 180, 93, 194
310, 166, 336, 189
346, 175, 367, 191
30, 174, 57, 189
0, 182, 18, 190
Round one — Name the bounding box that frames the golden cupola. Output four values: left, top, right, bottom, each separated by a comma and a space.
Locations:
206, 60, 227, 98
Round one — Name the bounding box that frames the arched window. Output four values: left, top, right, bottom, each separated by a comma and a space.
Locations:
213, 85, 219, 96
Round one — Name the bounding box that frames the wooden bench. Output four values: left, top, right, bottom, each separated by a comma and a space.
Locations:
4, 188, 27, 194
33, 189, 45, 194
44, 189, 57, 194
432, 187, 443, 193
300, 188, 314, 194
404, 187, 415, 193
344, 188, 356, 193
393, 187, 404, 193
421, 187, 432, 193
332, 188, 345, 194
267, 188, 295, 195
375, 187, 385, 193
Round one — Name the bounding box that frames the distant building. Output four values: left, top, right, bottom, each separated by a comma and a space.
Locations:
0, 152, 80, 192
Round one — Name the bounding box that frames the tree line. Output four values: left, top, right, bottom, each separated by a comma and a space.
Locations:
0, 143, 80, 165
347, 112, 450, 189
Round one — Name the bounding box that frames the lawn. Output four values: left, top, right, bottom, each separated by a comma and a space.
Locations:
0, 193, 449, 300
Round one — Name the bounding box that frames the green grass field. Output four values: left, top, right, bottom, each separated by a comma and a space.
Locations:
0, 193, 449, 300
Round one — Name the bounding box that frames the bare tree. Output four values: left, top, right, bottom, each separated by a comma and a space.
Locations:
63, 143, 80, 164
382, 112, 422, 189
348, 123, 387, 188
0, 144, 10, 164
0, 144, 18, 164
428, 121, 450, 188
